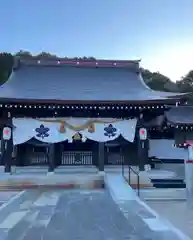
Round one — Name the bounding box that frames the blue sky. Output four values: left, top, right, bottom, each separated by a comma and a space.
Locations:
1, 0, 193, 81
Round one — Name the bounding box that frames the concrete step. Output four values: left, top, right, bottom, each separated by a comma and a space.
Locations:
0, 173, 105, 190
55, 166, 98, 174
152, 183, 186, 188
12, 166, 99, 174
152, 178, 184, 183
139, 188, 186, 200
151, 178, 186, 188
12, 166, 48, 174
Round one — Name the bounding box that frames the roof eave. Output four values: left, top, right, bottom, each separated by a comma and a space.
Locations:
0, 97, 183, 105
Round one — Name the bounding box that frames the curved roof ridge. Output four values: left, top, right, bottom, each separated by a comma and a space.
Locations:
13, 57, 140, 70
133, 70, 190, 99
0, 63, 188, 104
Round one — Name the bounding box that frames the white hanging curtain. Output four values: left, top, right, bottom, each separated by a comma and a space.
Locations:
12, 117, 137, 145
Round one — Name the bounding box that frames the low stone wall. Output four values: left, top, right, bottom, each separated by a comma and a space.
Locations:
0, 173, 105, 190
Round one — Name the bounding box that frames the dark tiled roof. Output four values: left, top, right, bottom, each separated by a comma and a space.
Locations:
0, 58, 188, 104
166, 106, 193, 125
144, 115, 165, 127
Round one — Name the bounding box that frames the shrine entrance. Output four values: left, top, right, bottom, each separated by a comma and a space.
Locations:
60, 139, 93, 166
11, 118, 138, 169
61, 151, 93, 165
16, 139, 49, 166
105, 144, 124, 165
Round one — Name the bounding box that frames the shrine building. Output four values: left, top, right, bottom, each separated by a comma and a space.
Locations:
0, 57, 189, 173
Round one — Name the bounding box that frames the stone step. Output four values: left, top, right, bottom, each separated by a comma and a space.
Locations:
55, 166, 98, 174
13, 166, 99, 174
0, 173, 105, 190
151, 178, 186, 188
152, 182, 186, 188
139, 188, 186, 200
151, 178, 184, 183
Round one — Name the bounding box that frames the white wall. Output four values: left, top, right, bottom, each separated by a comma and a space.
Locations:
149, 139, 187, 159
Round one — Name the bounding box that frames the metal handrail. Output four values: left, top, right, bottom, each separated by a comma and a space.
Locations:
149, 156, 164, 164
122, 161, 140, 197
128, 166, 140, 197
149, 157, 164, 170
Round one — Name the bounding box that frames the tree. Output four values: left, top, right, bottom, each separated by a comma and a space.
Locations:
0, 53, 13, 84
15, 50, 32, 58
141, 69, 180, 92
176, 70, 193, 93
35, 52, 57, 59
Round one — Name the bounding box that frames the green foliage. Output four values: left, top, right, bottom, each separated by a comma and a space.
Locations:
0, 53, 13, 84
0, 51, 96, 84
176, 70, 193, 93
141, 69, 180, 92
15, 50, 32, 58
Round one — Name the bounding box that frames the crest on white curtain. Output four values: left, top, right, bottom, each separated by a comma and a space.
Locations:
12, 117, 137, 145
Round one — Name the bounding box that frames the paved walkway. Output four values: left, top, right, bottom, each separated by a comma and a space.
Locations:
0, 174, 189, 239
105, 174, 191, 240
147, 200, 193, 239
0, 189, 148, 240
0, 192, 19, 207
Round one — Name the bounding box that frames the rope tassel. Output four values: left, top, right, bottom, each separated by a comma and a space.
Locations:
59, 122, 66, 133
88, 123, 95, 133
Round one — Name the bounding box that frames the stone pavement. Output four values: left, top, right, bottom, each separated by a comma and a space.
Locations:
105, 174, 191, 240
147, 200, 193, 239
0, 189, 143, 240
0, 192, 19, 207
0, 187, 189, 240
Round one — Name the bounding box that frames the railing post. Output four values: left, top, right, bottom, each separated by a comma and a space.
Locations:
127, 165, 140, 197
98, 142, 104, 172
137, 175, 140, 196
121, 159, 124, 176
128, 167, 131, 185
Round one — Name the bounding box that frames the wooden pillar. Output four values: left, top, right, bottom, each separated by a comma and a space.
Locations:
55, 143, 62, 166
98, 142, 104, 171
137, 114, 149, 171
22, 145, 28, 166
48, 143, 55, 172
92, 142, 98, 166
0, 131, 5, 165
16, 145, 24, 166
138, 139, 147, 171
4, 134, 13, 173
185, 146, 193, 208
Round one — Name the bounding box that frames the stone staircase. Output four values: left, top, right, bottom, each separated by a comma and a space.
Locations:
139, 188, 186, 200
11, 166, 98, 175
0, 166, 104, 190
151, 178, 186, 188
